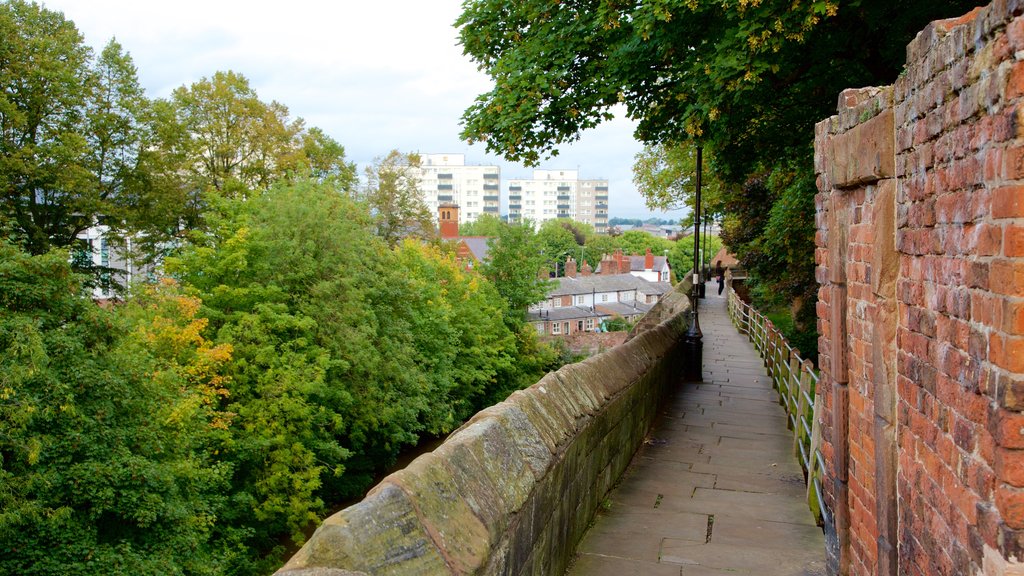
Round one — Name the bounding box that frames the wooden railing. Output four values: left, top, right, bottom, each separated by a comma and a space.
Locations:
727, 288, 828, 526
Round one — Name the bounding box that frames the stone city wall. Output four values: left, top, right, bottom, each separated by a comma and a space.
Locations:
275, 282, 694, 575
815, 1, 1024, 574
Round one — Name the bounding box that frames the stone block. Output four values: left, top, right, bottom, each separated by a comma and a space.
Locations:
439, 418, 537, 521
830, 108, 896, 188
871, 180, 899, 298
385, 453, 492, 574
278, 483, 447, 574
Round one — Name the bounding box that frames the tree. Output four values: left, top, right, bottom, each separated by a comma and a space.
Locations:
481, 222, 551, 326
536, 219, 581, 276
0, 241, 235, 575
632, 142, 727, 227
582, 233, 621, 269
360, 150, 434, 247
459, 212, 504, 236
617, 230, 673, 260
457, 0, 981, 355
158, 71, 302, 199
0, 1, 141, 253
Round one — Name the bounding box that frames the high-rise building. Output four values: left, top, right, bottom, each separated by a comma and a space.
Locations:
506, 169, 609, 232
415, 154, 500, 225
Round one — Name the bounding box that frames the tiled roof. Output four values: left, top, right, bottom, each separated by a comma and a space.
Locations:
527, 306, 605, 322
458, 237, 491, 261
595, 255, 670, 273
595, 301, 654, 317
547, 273, 666, 297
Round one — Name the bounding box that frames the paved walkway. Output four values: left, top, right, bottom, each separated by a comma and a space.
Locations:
567, 289, 825, 575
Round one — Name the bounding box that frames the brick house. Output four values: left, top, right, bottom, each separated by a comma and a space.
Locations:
527, 257, 671, 336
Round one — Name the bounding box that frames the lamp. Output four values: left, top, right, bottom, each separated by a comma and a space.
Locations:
681, 146, 703, 382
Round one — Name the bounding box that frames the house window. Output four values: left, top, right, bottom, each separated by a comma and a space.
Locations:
585, 318, 594, 330
577, 321, 584, 332
563, 322, 570, 334
552, 322, 561, 334
601, 294, 608, 302
576, 295, 585, 305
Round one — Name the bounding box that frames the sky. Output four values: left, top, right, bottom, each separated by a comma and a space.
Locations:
41, 0, 687, 222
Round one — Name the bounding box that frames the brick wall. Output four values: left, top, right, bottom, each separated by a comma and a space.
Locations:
815, 2, 1024, 574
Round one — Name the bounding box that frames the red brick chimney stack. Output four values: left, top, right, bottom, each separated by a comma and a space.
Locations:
581, 260, 592, 276
616, 249, 629, 275
565, 256, 577, 278
644, 247, 654, 270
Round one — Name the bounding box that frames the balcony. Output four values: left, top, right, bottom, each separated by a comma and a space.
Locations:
484, 183, 500, 191
438, 183, 454, 190
438, 173, 453, 180
438, 195, 454, 202
484, 173, 499, 180
484, 206, 499, 213
484, 195, 500, 202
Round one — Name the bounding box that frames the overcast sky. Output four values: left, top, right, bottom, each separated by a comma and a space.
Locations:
41, 0, 686, 221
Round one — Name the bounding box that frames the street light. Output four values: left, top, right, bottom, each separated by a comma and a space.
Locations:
681, 146, 703, 382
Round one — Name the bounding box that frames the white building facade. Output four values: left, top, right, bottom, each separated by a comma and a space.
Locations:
507, 169, 609, 232
415, 154, 500, 225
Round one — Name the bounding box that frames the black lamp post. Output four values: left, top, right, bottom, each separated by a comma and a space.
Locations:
681, 145, 703, 382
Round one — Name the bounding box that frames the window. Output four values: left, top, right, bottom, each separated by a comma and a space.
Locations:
577, 321, 584, 332
563, 322, 570, 334
552, 322, 561, 334
576, 295, 585, 305
601, 294, 608, 302
585, 318, 594, 330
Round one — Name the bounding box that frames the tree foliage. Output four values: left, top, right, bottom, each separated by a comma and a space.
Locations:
0, 241, 235, 575
458, 0, 983, 356
459, 213, 504, 237
359, 150, 434, 247
481, 222, 551, 326
0, 2, 153, 255
633, 143, 727, 228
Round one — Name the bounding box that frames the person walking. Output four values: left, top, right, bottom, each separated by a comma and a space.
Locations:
716, 261, 725, 295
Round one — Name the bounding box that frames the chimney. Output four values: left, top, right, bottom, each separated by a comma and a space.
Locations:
439, 203, 459, 239
565, 256, 577, 278
600, 253, 613, 275
644, 247, 654, 270
581, 259, 592, 276
615, 249, 629, 275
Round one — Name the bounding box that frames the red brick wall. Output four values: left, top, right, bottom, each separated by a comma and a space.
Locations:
815, 3, 1024, 574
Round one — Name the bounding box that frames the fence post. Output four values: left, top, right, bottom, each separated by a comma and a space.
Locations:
791, 349, 805, 453
805, 360, 822, 520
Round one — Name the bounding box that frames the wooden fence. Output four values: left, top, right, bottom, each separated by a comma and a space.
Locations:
726, 287, 828, 526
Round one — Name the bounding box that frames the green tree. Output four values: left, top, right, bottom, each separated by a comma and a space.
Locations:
163, 71, 302, 197
617, 230, 672, 260
481, 222, 551, 326
0, 241, 234, 575
582, 233, 621, 269
536, 219, 580, 276
633, 142, 727, 228
457, 0, 980, 354
459, 212, 504, 236
0, 1, 150, 256
360, 150, 434, 247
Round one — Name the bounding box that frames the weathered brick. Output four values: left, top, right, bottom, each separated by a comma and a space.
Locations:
990, 332, 1024, 372
1005, 224, 1024, 257
998, 484, 1024, 529
992, 185, 1024, 218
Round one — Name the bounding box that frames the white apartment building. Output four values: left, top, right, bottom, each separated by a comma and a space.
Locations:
506, 169, 609, 232
415, 154, 500, 225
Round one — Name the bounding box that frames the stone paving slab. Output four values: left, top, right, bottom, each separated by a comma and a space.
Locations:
567, 291, 825, 575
